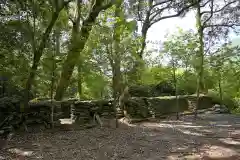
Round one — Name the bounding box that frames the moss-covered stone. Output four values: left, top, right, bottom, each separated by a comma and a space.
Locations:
124, 95, 215, 118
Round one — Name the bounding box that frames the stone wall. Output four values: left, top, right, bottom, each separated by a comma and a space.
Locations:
124, 95, 214, 118
0, 95, 216, 135
73, 100, 114, 124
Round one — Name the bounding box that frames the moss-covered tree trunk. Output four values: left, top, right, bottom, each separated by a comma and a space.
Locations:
112, 59, 121, 128
24, 9, 64, 106
112, 1, 123, 128
77, 63, 83, 99
54, 0, 113, 100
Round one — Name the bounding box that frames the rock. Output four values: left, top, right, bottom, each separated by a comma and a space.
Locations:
212, 104, 230, 114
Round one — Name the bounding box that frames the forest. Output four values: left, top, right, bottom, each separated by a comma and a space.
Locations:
0, 0, 240, 159
1, 0, 240, 111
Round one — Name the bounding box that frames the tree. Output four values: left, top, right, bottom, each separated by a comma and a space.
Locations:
54, 0, 114, 100
121, 0, 202, 84
193, 0, 240, 118
128, 0, 201, 58
209, 44, 240, 105
163, 29, 200, 119
171, 56, 180, 119
163, 29, 200, 94
0, 0, 72, 102
24, 0, 72, 103
89, 1, 138, 125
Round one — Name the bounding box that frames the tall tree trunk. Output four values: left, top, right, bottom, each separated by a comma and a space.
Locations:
24, 0, 70, 103
195, 3, 204, 119
172, 59, 179, 120
55, 30, 60, 56
25, 12, 61, 106
112, 62, 121, 98
138, 27, 148, 59
138, 0, 152, 59
112, 60, 121, 128
129, 0, 152, 84
218, 73, 223, 105
77, 62, 82, 99
112, 1, 123, 128
50, 30, 59, 128
54, 0, 113, 100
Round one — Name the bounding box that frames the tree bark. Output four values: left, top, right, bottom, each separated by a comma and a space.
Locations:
54, 0, 113, 100
25, 12, 60, 105
112, 1, 123, 128
172, 59, 179, 120
195, 3, 205, 119
24, 0, 70, 104
129, 0, 152, 84
138, 0, 152, 59
218, 73, 223, 105
112, 61, 121, 128
77, 62, 83, 99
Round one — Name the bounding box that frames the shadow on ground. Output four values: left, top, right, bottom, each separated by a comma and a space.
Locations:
1, 114, 240, 160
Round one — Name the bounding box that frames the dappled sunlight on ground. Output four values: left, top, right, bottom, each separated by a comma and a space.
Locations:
8, 148, 34, 156
219, 138, 240, 145
176, 128, 205, 136
0, 114, 239, 160
201, 145, 239, 160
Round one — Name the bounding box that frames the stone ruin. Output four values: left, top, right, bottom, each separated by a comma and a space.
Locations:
0, 94, 221, 135
0, 78, 231, 136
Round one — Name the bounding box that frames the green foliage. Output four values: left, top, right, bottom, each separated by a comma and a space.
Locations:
82, 71, 110, 100
163, 29, 199, 69
177, 71, 197, 94
207, 90, 238, 111
141, 66, 172, 85
0, 0, 240, 115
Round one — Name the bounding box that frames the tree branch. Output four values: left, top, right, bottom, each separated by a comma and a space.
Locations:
149, 10, 183, 27
149, 1, 173, 22
201, 1, 237, 15
202, 0, 214, 27
150, 0, 200, 26
150, 0, 172, 9
137, 0, 142, 21
200, 0, 211, 7
205, 23, 240, 28
95, 0, 114, 13
69, 16, 75, 24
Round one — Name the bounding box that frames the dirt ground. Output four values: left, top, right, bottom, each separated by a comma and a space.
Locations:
1, 114, 240, 160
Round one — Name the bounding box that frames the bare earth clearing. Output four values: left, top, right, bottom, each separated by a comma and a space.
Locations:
1, 114, 240, 160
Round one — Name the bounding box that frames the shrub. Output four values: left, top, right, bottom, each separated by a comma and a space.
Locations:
207, 90, 238, 110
